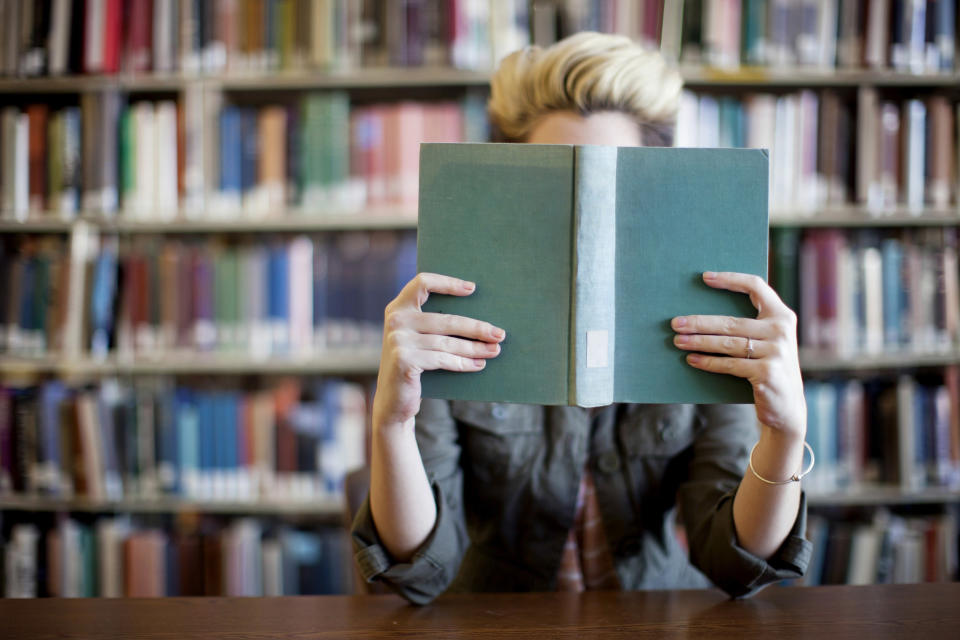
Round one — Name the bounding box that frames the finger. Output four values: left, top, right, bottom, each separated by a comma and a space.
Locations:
415, 312, 506, 342
398, 272, 476, 309
684, 353, 760, 379
673, 334, 768, 359
414, 333, 502, 359
672, 314, 773, 339
702, 271, 788, 318
413, 349, 489, 373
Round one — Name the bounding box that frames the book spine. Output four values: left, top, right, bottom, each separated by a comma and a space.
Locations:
569, 145, 617, 407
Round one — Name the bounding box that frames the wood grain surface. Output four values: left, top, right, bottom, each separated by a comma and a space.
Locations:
2, 583, 959, 639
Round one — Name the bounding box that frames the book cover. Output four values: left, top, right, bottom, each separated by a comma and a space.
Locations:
418, 143, 768, 407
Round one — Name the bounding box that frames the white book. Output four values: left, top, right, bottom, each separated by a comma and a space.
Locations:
696, 94, 720, 149
675, 91, 700, 148
288, 236, 315, 355
906, 0, 927, 73
903, 99, 926, 212
836, 243, 855, 355
797, 90, 821, 212
4, 524, 39, 598
153, 0, 173, 72
816, 0, 838, 68
182, 85, 205, 216
772, 94, 797, 212
13, 112, 28, 221
816, 381, 838, 491
155, 101, 179, 219
133, 102, 157, 219
659, 0, 684, 63
48, 0, 72, 75
861, 246, 884, 354
848, 525, 882, 585
261, 540, 283, 597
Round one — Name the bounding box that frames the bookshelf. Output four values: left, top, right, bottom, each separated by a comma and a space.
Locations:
2, 0, 960, 597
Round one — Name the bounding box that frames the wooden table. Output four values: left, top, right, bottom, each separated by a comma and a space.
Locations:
2, 583, 959, 639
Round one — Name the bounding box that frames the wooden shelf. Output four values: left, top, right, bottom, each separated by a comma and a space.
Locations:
799, 349, 960, 372
0, 351, 382, 377
808, 486, 960, 507
0, 211, 418, 234
678, 66, 960, 87
2, 66, 959, 94
0, 494, 344, 518
771, 206, 960, 228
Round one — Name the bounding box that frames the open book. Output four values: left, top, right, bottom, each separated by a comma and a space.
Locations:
417, 143, 768, 406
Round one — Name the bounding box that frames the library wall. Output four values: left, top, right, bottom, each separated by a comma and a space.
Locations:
1, 0, 959, 597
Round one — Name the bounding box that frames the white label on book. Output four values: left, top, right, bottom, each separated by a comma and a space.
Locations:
586, 331, 608, 369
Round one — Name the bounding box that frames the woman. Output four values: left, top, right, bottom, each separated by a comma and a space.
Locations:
351, 32, 811, 604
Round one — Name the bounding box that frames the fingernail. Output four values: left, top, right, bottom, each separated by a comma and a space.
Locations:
474, 359, 486, 368
673, 317, 687, 328
675, 335, 689, 345
463, 281, 476, 291
703, 271, 717, 279
492, 328, 505, 340
490, 343, 501, 354
687, 354, 701, 364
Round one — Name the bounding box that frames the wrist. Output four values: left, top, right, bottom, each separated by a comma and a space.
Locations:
751, 426, 807, 484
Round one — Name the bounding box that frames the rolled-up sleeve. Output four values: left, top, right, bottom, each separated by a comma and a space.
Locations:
350, 398, 469, 604
678, 404, 812, 598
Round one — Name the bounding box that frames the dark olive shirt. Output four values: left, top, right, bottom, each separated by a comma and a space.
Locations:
351, 400, 812, 604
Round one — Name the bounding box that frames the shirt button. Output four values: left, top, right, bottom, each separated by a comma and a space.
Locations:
596, 451, 620, 474
492, 406, 508, 419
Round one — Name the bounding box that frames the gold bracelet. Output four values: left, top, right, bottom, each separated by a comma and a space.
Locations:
748, 441, 815, 485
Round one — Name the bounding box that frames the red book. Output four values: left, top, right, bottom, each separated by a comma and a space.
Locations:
124, 0, 153, 73
102, 0, 123, 73
27, 105, 49, 212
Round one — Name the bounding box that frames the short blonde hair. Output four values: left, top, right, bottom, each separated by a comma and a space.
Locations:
488, 32, 683, 146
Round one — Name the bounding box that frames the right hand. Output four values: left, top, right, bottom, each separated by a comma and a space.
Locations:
373, 272, 506, 429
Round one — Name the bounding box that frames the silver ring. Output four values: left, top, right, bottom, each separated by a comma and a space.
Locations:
745, 338, 754, 359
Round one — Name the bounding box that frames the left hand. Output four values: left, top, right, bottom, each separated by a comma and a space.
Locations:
671, 271, 806, 440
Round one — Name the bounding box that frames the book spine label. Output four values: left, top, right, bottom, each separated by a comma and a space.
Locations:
570, 146, 617, 407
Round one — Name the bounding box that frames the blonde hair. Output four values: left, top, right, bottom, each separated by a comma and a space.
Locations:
488, 32, 683, 146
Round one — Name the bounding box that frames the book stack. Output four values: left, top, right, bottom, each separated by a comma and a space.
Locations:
2, 517, 353, 597
0, 94, 482, 221
804, 510, 959, 585
676, 89, 959, 217
0, 0, 527, 77
0, 377, 367, 503
772, 228, 960, 356
81, 231, 415, 360
542, 0, 958, 71
803, 370, 960, 494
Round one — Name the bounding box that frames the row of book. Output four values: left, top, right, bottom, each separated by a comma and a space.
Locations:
772, 228, 960, 356
803, 371, 960, 494
0, 93, 486, 221
677, 89, 960, 215
2, 517, 352, 598
0, 231, 416, 359
803, 510, 958, 585
553, 0, 959, 72
0, 377, 367, 502
0, 0, 529, 77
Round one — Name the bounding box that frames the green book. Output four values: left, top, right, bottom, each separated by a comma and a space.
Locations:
417, 143, 769, 407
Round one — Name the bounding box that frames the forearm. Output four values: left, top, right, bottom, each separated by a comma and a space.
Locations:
369, 417, 438, 563
732, 426, 805, 559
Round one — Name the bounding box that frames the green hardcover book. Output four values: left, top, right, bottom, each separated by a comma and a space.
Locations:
417, 143, 769, 407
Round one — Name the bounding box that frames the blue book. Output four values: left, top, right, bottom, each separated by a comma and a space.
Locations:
219, 106, 242, 198
156, 386, 179, 495
96, 385, 123, 500
175, 389, 198, 498
934, 0, 955, 70
197, 392, 215, 496
881, 238, 903, 347
240, 108, 258, 196
90, 246, 118, 357
38, 382, 67, 495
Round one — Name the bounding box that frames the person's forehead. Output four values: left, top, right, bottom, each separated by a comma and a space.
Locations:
525, 111, 642, 146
